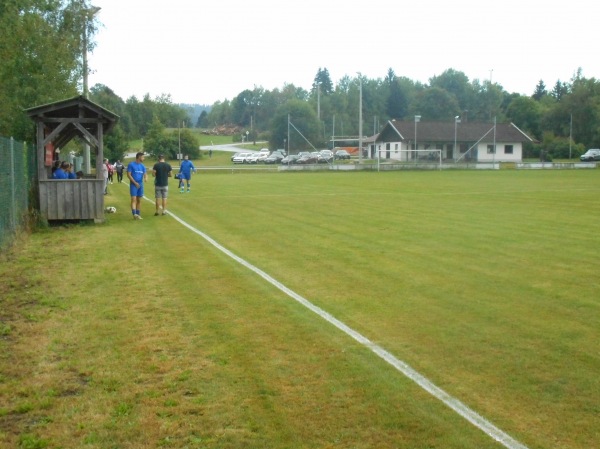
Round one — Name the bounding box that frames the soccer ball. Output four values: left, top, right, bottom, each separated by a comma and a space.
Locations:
105, 206, 117, 213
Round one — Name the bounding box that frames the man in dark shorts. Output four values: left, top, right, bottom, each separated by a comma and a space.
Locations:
152, 154, 172, 216
114, 160, 125, 183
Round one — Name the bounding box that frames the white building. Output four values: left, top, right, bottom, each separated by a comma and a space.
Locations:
371, 119, 536, 163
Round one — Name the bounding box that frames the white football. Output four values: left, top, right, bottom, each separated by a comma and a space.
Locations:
105, 206, 117, 213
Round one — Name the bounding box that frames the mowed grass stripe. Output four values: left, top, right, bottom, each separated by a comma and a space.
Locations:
160, 194, 528, 448
162, 169, 600, 449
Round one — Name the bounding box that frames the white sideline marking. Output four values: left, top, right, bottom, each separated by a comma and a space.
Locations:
139, 193, 529, 449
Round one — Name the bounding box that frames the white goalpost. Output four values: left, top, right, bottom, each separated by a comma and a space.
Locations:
378, 149, 443, 170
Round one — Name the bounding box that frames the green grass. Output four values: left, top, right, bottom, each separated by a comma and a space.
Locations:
1, 169, 599, 449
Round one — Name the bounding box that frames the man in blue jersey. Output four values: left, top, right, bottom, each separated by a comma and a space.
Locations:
127, 152, 148, 220
178, 154, 196, 193
52, 161, 70, 179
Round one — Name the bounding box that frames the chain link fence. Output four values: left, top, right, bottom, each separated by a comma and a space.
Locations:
0, 136, 37, 251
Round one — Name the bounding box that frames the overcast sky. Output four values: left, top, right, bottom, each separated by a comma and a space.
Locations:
87, 0, 598, 105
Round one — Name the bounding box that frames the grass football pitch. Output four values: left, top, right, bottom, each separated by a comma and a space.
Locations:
1, 168, 599, 449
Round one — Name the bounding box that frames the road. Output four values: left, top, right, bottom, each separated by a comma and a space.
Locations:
200, 142, 268, 153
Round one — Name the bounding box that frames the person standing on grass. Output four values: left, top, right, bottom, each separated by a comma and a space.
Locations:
114, 160, 125, 183
178, 154, 196, 193
102, 158, 109, 194
107, 161, 114, 184
127, 152, 147, 220
152, 154, 172, 216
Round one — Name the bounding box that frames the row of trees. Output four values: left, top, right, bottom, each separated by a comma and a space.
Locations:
3, 2, 599, 161
203, 67, 599, 158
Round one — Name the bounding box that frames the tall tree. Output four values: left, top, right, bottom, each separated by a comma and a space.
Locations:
270, 99, 320, 152
312, 67, 333, 95
550, 80, 569, 101
0, 0, 95, 140
506, 95, 543, 139
386, 72, 407, 120
429, 69, 473, 110
412, 87, 460, 120
532, 80, 547, 100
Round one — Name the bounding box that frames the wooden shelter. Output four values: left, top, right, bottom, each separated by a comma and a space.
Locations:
26, 96, 119, 222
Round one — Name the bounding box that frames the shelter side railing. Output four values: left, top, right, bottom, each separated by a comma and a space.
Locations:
38, 179, 105, 221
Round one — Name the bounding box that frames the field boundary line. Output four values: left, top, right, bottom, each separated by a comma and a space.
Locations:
140, 192, 529, 449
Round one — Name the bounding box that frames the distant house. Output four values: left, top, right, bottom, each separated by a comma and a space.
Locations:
372, 120, 535, 163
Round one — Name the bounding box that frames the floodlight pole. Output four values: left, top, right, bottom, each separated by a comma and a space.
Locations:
317, 82, 321, 121
332, 114, 335, 166
358, 75, 363, 163
492, 116, 497, 166
569, 113, 573, 160
454, 115, 460, 161
414, 115, 421, 161
82, 5, 101, 174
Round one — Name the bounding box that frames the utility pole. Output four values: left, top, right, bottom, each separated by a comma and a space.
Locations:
82, 5, 101, 174
358, 75, 363, 163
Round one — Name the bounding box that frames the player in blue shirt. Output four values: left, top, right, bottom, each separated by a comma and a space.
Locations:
178, 155, 196, 193
127, 152, 148, 219
52, 161, 70, 179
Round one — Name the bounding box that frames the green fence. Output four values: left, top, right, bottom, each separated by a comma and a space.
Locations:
0, 136, 37, 251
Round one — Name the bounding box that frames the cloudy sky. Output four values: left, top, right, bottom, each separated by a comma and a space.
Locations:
87, 0, 598, 105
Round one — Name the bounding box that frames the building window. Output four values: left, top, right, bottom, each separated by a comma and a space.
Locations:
460, 143, 467, 153
487, 144, 495, 154
505, 145, 513, 154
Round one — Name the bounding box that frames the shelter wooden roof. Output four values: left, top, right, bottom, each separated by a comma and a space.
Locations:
25, 95, 118, 150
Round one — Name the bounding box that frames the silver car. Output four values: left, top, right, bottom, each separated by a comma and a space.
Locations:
580, 149, 600, 161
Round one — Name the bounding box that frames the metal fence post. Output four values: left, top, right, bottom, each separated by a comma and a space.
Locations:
10, 137, 16, 229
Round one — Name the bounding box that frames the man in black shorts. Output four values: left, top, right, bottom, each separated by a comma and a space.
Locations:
152, 154, 172, 216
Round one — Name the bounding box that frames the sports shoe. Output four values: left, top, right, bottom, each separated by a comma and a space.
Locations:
162, 211, 168, 215
134, 214, 143, 220
187, 189, 190, 192
154, 212, 159, 216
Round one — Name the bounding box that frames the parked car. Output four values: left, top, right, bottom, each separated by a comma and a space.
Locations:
281, 154, 299, 165
231, 152, 243, 162
318, 150, 333, 163
244, 152, 261, 164
232, 152, 251, 164
296, 152, 319, 164
580, 149, 600, 161
334, 149, 351, 160
264, 152, 284, 164
257, 148, 270, 160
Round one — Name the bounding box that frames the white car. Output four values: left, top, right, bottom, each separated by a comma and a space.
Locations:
245, 153, 261, 164
232, 152, 251, 164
